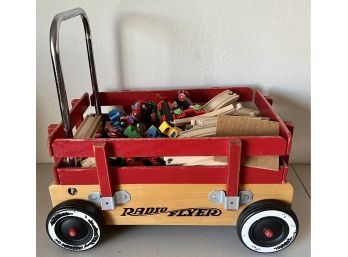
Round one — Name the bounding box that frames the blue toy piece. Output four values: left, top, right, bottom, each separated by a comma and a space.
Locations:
145, 125, 161, 138
108, 107, 126, 125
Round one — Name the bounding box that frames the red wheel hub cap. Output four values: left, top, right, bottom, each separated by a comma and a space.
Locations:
68, 227, 78, 237
264, 229, 274, 238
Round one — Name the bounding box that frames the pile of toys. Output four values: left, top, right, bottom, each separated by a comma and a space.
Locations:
79, 89, 261, 168
103, 90, 206, 139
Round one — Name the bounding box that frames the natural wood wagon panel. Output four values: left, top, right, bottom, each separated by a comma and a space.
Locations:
49, 183, 293, 226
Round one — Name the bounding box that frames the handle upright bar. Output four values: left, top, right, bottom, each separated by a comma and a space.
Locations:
50, 8, 101, 138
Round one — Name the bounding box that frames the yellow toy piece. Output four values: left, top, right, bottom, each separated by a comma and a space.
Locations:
159, 121, 180, 138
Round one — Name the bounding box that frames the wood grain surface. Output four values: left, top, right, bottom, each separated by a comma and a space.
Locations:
49, 183, 293, 225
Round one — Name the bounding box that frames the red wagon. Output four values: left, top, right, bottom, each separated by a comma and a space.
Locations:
45, 8, 298, 253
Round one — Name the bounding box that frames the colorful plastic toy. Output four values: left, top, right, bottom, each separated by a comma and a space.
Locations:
158, 121, 180, 138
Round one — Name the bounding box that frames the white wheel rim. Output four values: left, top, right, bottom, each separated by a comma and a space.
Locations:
47, 210, 100, 251
241, 210, 297, 253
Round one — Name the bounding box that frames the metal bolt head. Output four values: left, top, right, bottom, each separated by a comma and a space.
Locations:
122, 195, 127, 200
68, 188, 77, 195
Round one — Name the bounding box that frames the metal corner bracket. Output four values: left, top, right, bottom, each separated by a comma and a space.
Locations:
88, 190, 131, 210
208, 190, 253, 210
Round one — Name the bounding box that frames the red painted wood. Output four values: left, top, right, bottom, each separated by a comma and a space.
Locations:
93, 142, 114, 197
239, 166, 285, 184
90, 87, 253, 107
71, 99, 84, 129
57, 166, 227, 184
58, 168, 98, 184
51, 136, 286, 158
47, 93, 90, 156
282, 166, 289, 183
56, 165, 284, 185
48, 124, 58, 136
53, 159, 63, 184
284, 120, 294, 136
226, 140, 241, 196
264, 96, 273, 105
280, 157, 289, 183
254, 91, 292, 156
48, 87, 294, 187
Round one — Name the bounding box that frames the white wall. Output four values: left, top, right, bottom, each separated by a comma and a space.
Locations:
36, 0, 310, 163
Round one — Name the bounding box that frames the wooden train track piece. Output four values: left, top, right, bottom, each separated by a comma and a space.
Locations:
190, 117, 218, 127
174, 104, 236, 125
200, 90, 239, 112
164, 155, 278, 170
80, 157, 96, 167
234, 108, 260, 117
164, 156, 226, 166
74, 114, 102, 167
178, 125, 216, 138
74, 114, 102, 139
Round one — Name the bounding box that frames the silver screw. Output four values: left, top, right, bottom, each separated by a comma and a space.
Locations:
68, 188, 77, 195
122, 195, 128, 200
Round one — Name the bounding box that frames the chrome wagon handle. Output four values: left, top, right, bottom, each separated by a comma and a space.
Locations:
50, 7, 101, 138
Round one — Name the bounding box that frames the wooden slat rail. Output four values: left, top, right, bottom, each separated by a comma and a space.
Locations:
51, 136, 287, 158
90, 87, 254, 106
55, 139, 244, 198
55, 165, 286, 185
254, 91, 292, 155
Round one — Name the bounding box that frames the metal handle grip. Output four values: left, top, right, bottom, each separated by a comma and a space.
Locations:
50, 7, 101, 138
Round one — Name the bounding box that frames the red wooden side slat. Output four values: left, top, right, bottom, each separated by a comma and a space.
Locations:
56, 165, 284, 185
226, 140, 241, 196
51, 136, 287, 158
254, 91, 292, 156
94, 142, 114, 197
239, 166, 285, 184
90, 87, 253, 106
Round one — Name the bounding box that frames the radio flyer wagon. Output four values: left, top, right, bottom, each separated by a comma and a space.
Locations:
45, 8, 299, 253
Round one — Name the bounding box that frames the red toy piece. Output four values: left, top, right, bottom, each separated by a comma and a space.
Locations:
174, 107, 205, 119
176, 90, 193, 109
157, 101, 176, 125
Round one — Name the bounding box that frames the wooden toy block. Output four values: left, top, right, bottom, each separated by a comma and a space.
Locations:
123, 125, 141, 138
145, 125, 161, 138
159, 121, 181, 138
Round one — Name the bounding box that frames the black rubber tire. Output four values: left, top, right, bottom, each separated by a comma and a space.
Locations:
46, 200, 103, 251
236, 199, 299, 253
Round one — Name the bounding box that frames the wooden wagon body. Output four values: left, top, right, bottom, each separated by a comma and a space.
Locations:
45, 8, 298, 253
47, 87, 294, 226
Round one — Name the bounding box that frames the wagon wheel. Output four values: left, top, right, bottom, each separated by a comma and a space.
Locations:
236, 200, 299, 253
46, 200, 103, 251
